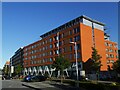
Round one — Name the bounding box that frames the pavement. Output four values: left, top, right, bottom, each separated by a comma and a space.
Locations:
22, 80, 85, 90
2, 79, 35, 90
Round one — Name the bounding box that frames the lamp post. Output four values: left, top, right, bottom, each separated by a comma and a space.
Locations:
70, 42, 79, 87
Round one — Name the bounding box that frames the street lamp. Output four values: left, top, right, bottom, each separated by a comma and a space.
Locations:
70, 42, 79, 87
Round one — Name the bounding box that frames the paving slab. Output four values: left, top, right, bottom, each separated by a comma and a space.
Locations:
21, 81, 84, 90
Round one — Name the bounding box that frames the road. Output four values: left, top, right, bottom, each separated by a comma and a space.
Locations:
1, 79, 82, 90
2, 79, 34, 90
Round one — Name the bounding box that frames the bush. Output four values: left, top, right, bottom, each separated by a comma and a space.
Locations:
79, 82, 120, 90
50, 78, 120, 90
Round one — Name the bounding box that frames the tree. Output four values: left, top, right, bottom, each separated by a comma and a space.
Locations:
52, 55, 71, 83
112, 59, 120, 82
3, 65, 9, 76
15, 64, 23, 77
91, 47, 102, 80
112, 59, 120, 74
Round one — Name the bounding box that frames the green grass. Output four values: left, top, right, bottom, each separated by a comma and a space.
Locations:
49, 78, 120, 90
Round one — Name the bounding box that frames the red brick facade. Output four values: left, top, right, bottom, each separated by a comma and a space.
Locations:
22, 15, 118, 76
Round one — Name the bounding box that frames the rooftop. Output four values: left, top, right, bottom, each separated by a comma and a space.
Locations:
5, 61, 10, 65
40, 15, 105, 38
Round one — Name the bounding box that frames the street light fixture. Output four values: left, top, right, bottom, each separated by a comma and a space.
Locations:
70, 42, 79, 87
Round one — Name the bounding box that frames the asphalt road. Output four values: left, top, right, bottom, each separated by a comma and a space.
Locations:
1, 79, 82, 90
2, 79, 34, 90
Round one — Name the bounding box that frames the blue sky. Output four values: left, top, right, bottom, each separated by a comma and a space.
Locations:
2, 2, 118, 68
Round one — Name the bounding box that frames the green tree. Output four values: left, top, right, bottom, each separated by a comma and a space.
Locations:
91, 47, 102, 80
52, 55, 71, 83
112, 59, 120, 74
15, 64, 23, 77
3, 65, 9, 75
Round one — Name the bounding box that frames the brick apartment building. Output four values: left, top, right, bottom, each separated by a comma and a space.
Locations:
104, 35, 118, 69
10, 15, 118, 78
10, 47, 23, 76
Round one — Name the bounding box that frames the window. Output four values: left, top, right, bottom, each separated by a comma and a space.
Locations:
50, 51, 53, 55
78, 62, 82, 68
58, 34, 61, 39
25, 48, 28, 51
107, 60, 110, 64
45, 52, 47, 56
54, 42, 58, 48
42, 59, 45, 63
73, 53, 80, 59
45, 46, 48, 50
50, 44, 53, 48
110, 60, 114, 63
56, 36, 59, 40
105, 42, 109, 46
74, 35, 80, 42
62, 40, 64, 45
74, 53, 76, 59
32, 46, 34, 49
54, 50, 59, 54
74, 27, 80, 34
39, 60, 41, 64
34, 44, 37, 48
36, 44, 39, 47
77, 52, 80, 58
115, 50, 118, 53
39, 43, 41, 46
39, 48, 41, 52
112, 55, 114, 58
69, 38, 72, 42
50, 58, 53, 62
25, 58, 28, 60
59, 41, 62, 46
54, 36, 57, 41
109, 44, 113, 47
106, 54, 109, 58
64, 47, 67, 52
106, 48, 109, 52
49, 38, 52, 42
43, 47, 45, 51
25, 53, 28, 56
70, 46, 72, 51
62, 33, 64, 38
31, 56, 34, 59
114, 44, 118, 48
43, 41, 45, 45
109, 49, 113, 52
44, 58, 47, 63
110, 54, 114, 58
69, 54, 72, 59
77, 44, 80, 50
45, 40, 47, 44
31, 50, 34, 54
34, 55, 36, 59
34, 61, 36, 64
69, 30, 72, 35
59, 48, 62, 54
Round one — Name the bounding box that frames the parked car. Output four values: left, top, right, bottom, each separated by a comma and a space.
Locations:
31, 75, 47, 82
2, 75, 10, 80
23, 75, 33, 82
2, 76, 5, 80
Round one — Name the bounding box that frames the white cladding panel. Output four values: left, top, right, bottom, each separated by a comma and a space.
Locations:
11, 66, 14, 73
104, 36, 110, 40
93, 23, 104, 31
82, 18, 104, 31
82, 18, 92, 27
